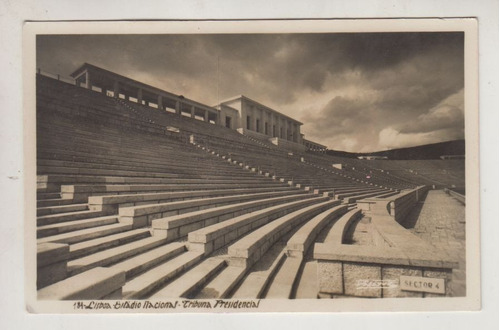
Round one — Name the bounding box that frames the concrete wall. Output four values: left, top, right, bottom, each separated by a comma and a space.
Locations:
314, 185, 457, 298
219, 104, 240, 130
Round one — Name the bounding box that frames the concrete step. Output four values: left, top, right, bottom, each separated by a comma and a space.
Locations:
37, 210, 109, 227
265, 257, 303, 298
67, 236, 167, 276
294, 260, 319, 299
37, 198, 74, 208
231, 246, 287, 299
37, 216, 119, 239
195, 266, 247, 299
286, 205, 348, 258
188, 196, 328, 255
154, 193, 315, 242
37, 192, 61, 200
122, 250, 204, 299
150, 257, 226, 299
88, 186, 295, 209
111, 242, 186, 279
69, 228, 152, 259
227, 199, 339, 269
323, 208, 362, 244
37, 267, 126, 300
37, 223, 132, 245
62, 182, 289, 202
120, 190, 303, 223
343, 190, 393, 203
37, 203, 89, 216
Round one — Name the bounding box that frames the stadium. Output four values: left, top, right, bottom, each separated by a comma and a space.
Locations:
35, 60, 466, 300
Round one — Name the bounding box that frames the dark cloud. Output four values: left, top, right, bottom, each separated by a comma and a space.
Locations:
37, 32, 464, 152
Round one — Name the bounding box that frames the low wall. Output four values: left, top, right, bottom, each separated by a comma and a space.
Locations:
357, 186, 429, 225
444, 188, 466, 205
314, 185, 458, 298
268, 137, 307, 152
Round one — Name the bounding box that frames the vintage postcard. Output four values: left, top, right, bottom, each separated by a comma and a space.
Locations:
24, 19, 479, 313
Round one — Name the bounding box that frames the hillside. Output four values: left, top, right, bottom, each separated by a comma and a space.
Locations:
326, 140, 465, 160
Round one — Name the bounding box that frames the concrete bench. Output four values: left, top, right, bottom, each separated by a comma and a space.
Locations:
62, 181, 287, 202
188, 196, 331, 254
38, 160, 264, 179
343, 189, 394, 203
151, 193, 315, 240
88, 186, 295, 211
120, 190, 306, 228
286, 204, 348, 258
37, 267, 126, 300
227, 199, 339, 269
335, 188, 386, 200
322, 208, 362, 244
39, 171, 260, 186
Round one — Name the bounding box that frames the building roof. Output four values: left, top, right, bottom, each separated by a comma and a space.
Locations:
70, 63, 218, 112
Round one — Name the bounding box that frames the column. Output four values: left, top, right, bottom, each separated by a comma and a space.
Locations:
85, 71, 92, 90
157, 95, 163, 110
204, 110, 209, 122
113, 81, 120, 98
175, 100, 181, 115
270, 112, 274, 137
216, 112, 221, 126
137, 89, 143, 104
261, 108, 265, 133
191, 105, 195, 118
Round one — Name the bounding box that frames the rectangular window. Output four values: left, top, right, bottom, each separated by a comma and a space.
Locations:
265, 122, 268, 135
247, 116, 251, 130
256, 119, 260, 132
225, 116, 232, 129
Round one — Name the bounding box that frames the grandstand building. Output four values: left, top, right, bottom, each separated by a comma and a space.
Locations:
34, 64, 466, 302
70, 63, 308, 152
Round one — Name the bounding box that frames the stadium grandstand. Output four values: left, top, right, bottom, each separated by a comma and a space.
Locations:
35, 64, 466, 300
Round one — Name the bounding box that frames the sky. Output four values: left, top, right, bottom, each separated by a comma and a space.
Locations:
37, 32, 464, 152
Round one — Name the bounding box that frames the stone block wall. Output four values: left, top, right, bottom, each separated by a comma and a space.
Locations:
317, 259, 453, 298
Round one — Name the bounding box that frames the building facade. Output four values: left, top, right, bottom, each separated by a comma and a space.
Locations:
217, 96, 305, 151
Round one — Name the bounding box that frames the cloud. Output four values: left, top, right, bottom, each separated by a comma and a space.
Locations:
36, 32, 465, 152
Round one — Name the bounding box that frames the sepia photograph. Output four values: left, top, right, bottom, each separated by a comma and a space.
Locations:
24, 19, 480, 313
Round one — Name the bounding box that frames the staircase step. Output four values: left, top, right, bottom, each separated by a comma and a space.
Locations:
111, 242, 186, 279
37, 210, 108, 226
37, 192, 61, 200
37, 216, 119, 239
37, 198, 74, 208
265, 256, 302, 298
37, 203, 89, 216
232, 246, 286, 299
122, 250, 204, 299
294, 260, 319, 299
67, 236, 167, 276
195, 266, 246, 299
37, 223, 132, 244
69, 228, 152, 259
150, 257, 226, 299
